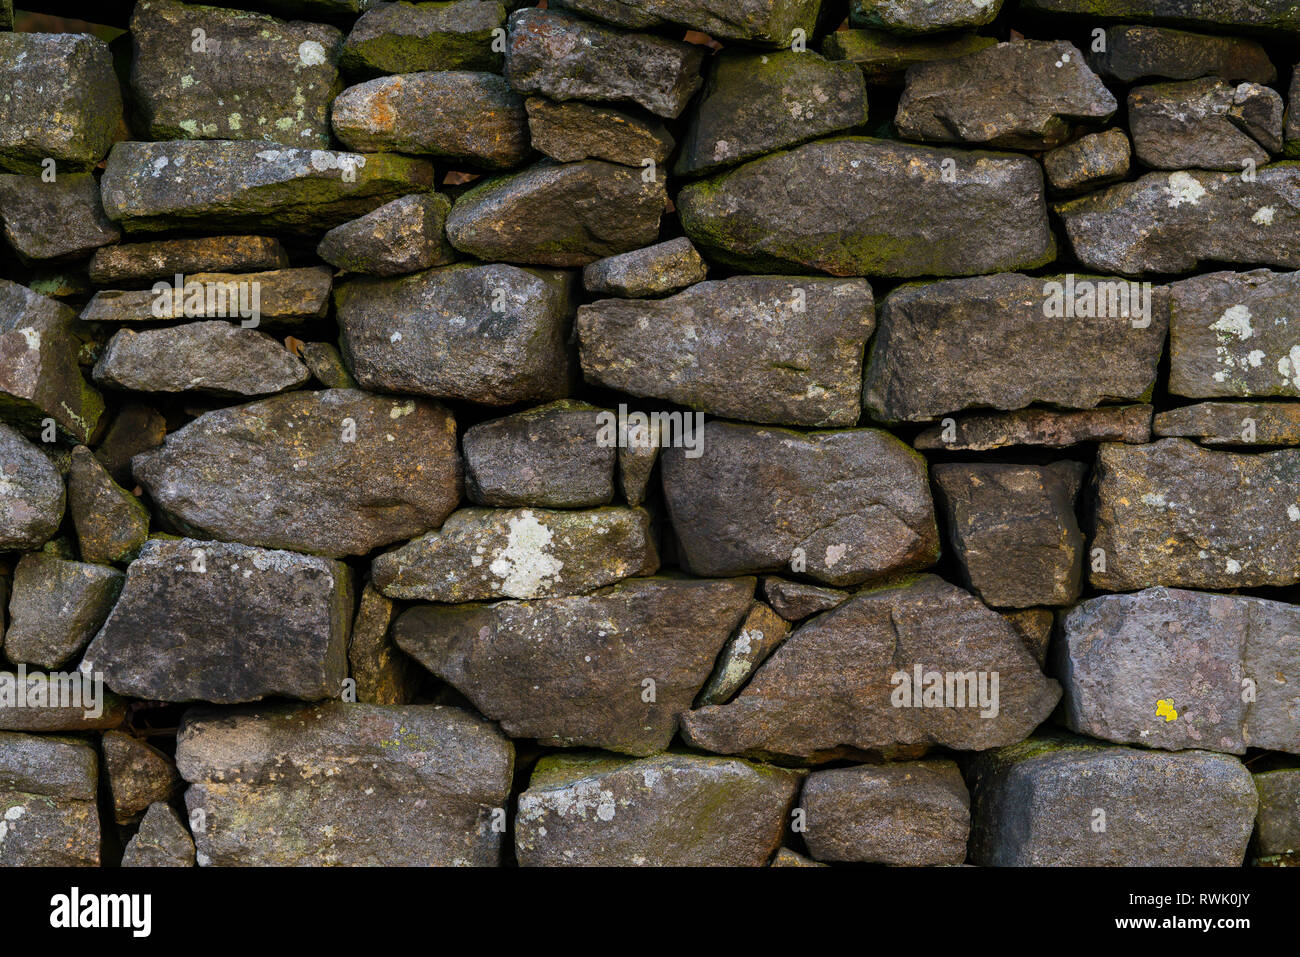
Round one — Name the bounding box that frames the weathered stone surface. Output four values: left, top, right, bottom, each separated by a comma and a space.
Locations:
1042, 129, 1130, 195
678, 137, 1054, 278
332, 72, 529, 169
299, 341, 357, 389
515, 751, 800, 866
505, 10, 703, 119
336, 264, 574, 405
373, 507, 658, 602
618, 416, 660, 507
681, 575, 1061, 762
851, 0, 999, 33
1154, 401, 1300, 445
822, 29, 996, 85
662, 422, 939, 586
582, 237, 706, 298
447, 160, 666, 266
341, 0, 506, 76
675, 50, 867, 177
0, 673, 128, 733
83, 537, 352, 703
1055, 166, 1300, 275
0, 32, 122, 174
134, 390, 461, 557
802, 760, 969, 864
0, 423, 64, 551
130, 0, 342, 148
0, 731, 99, 866
913, 405, 1153, 451
348, 582, 420, 705
761, 576, 848, 621
525, 98, 674, 167
394, 576, 755, 754
551, 0, 823, 45
177, 702, 514, 865
3, 553, 123, 670
1021, 0, 1300, 37
967, 733, 1258, 866
103, 729, 181, 824
697, 602, 790, 706
101, 140, 435, 235
88, 236, 288, 287
121, 803, 195, 867
0, 173, 120, 264
1091, 439, 1300, 590
896, 41, 1116, 150
864, 274, 1165, 424
1129, 79, 1281, 171
1168, 269, 1300, 398
1289, 69, 1300, 157
1088, 25, 1275, 84
1057, 587, 1300, 755
1252, 769, 1300, 865
0, 280, 104, 443
771, 847, 824, 866
1003, 607, 1054, 667
933, 462, 1085, 609
93, 402, 167, 487
318, 192, 455, 276
579, 277, 874, 427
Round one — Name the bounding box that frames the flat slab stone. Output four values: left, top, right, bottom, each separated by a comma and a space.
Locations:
549, 0, 823, 46
1088, 25, 1275, 84
912, 405, 1153, 451
761, 577, 848, 621
340, 0, 506, 76
525, 98, 674, 167
1021, 0, 1300, 37
88, 236, 288, 287
822, 29, 997, 85
1128, 78, 1280, 171
0, 731, 100, 866
0, 673, 128, 732
1154, 401, 1300, 445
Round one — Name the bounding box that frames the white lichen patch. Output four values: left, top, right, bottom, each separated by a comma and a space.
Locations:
1165, 171, 1206, 208
298, 40, 327, 67
1212, 304, 1254, 341
489, 512, 564, 598
1252, 206, 1276, 226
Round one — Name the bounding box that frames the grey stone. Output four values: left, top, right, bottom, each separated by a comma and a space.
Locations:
1042, 129, 1131, 195
618, 415, 660, 507
912, 406, 1154, 451
298, 341, 357, 389
317, 192, 456, 276
0, 731, 99, 866
121, 803, 195, 867
1252, 769, 1300, 865
1129, 78, 1281, 171
1154, 401, 1300, 445
340, 0, 506, 76
822, 29, 997, 85
696, 602, 791, 706
850, 0, 1001, 33
103, 730, 181, 824
0, 423, 64, 551
3, 553, 123, 670
88, 236, 288, 287
1020, 0, 1300, 37
549, 0, 823, 45
347, 582, 420, 705
1089, 25, 1275, 84
0, 674, 128, 733
761, 577, 848, 621
582, 237, 707, 299
525, 98, 674, 167
0, 172, 121, 264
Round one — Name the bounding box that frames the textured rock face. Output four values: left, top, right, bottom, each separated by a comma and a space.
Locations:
103, 730, 181, 825
515, 751, 800, 866
1021, 0, 1300, 35
393, 577, 755, 755
347, 583, 419, 706
1154, 401, 1300, 445
0, 732, 100, 866
1253, 769, 1300, 865
1042, 129, 1131, 195
678, 137, 1054, 277
968, 734, 1258, 866
1128, 79, 1282, 171
68, 446, 150, 565
82, 266, 333, 328
1088, 25, 1275, 84
4, 553, 123, 670
912, 406, 1153, 451
696, 602, 790, 706
582, 237, 706, 298
681, 576, 1061, 762
317, 192, 455, 275
177, 702, 514, 865
661, 422, 939, 586
851, 0, 1001, 33
88, 236, 288, 286
0, 173, 121, 264
823, 29, 996, 84
340, 0, 506, 76
0, 423, 64, 551
121, 803, 195, 867
551, 0, 823, 45
526, 98, 674, 167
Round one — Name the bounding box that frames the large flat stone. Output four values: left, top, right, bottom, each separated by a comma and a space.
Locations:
549, 0, 823, 46
1154, 401, 1300, 445
912, 405, 1153, 451
340, 0, 506, 75
1088, 25, 1275, 84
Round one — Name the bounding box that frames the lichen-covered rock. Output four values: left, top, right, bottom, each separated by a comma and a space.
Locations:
347, 582, 420, 705
335, 264, 575, 405
1042, 129, 1131, 195
822, 28, 996, 85
331, 71, 529, 169
525, 98, 674, 167
515, 751, 800, 866
696, 602, 790, 706
1021, 0, 1300, 37
317, 192, 455, 276
761, 576, 848, 621
394, 576, 755, 755
82, 537, 353, 703
675, 50, 867, 177
1088, 25, 1275, 84
0, 423, 64, 551
134, 390, 460, 556
801, 760, 969, 865
578, 277, 874, 427
967, 733, 1258, 866
582, 237, 706, 298
504, 9, 703, 118
121, 803, 195, 867
299, 341, 357, 389
1128, 78, 1281, 171
1154, 401, 1300, 445
0, 32, 122, 173
1252, 769, 1300, 866
373, 507, 658, 601
446, 160, 667, 266
681, 575, 1061, 762
912, 405, 1153, 451
661, 421, 939, 586
102, 730, 181, 825
129, 0, 343, 148
850, 0, 1001, 33
550, 0, 823, 46
69, 445, 148, 565
177, 702, 514, 865
0, 731, 100, 866
88, 236, 288, 287
0, 172, 121, 264
678, 137, 1054, 277
3, 553, 123, 670
1091, 439, 1300, 590
340, 0, 506, 76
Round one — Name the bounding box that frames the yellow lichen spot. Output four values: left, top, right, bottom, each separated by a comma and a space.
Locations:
1155, 699, 1178, 722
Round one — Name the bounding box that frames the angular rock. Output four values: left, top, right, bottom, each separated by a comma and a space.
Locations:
0, 673, 128, 733
801, 760, 969, 865
579, 277, 874, 427
103, 730, 181, 825
83, 537, 352, 703
933, 462, 1085, 609
662, 422, 939, 586
822, 29, 997, 85
678, 137, 1054, 278
550, 0, 823, 45
341, 0, 506, 76
681, 575, 1061, 762
0, 423, 64, 551
1020, 0, 1300, 37
1154, 401, 1300, 445
88, 236, 288, 287
771, 847, 824, 866
100, 140, 435, 235
394, 576, 755, 755
1042, 129, 1131, 195
864, 274, 1166, 424
1003, 607, 1054, 667
298, 341, 357, 389
93, 402, 167, 487
525, 98, 674, 167
317, 192, 455, 276
697, 602, 790, 706
0, 731, 99, 866
331, 72, 529, 169
515, 751, 800, 866
3, 553, 123, 670
618, 415, 660, 507
912, 405, 1153, 451
130, 0, 342, 148
761, 576, 848, 621
1091, 439, 1300, 590
896, 41, 1116, 150
1289, 70, 1300, 157
1252, 769, 1300, 866
967, 733, 1257, 866
582, 237, 707, 299
65, 446, 149, 567
675, 50, 867, 177
1129, 79, 1281, 171
447, 160, 666, 267
850, 0, 1000, 33
336, 264, 575, 405
0, 32, 122, 173
177, 702, 514, 865
348, 582, 420, 705
121, 803, 195, 867
0, 172, 121, 264
504, 10, 703, 119
1089, 25, 1275, 84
